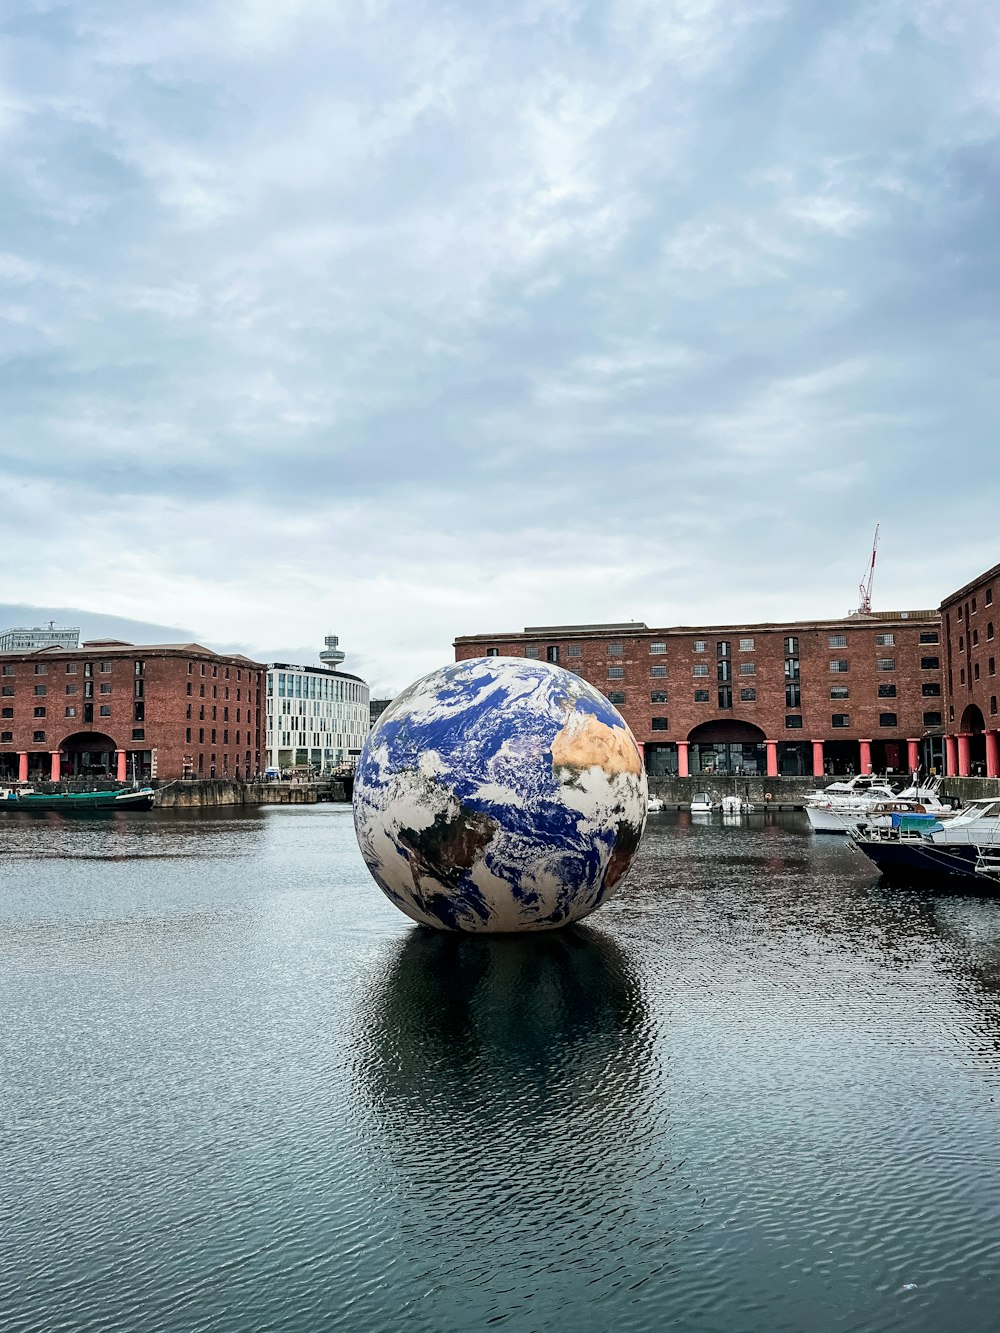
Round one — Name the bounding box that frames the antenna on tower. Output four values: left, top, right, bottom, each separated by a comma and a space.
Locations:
857, 524, 879, 615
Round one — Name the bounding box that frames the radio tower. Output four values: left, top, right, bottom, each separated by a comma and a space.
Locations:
857, 524, 879, 615
319, 634, 345, 670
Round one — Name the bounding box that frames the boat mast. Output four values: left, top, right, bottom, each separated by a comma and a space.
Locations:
857, 524, 879, 615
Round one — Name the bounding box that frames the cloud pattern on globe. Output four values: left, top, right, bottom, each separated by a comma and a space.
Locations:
353, 657, 648, 932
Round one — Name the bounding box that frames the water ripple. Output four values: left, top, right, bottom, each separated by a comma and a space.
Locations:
1, 809, 1000, 1331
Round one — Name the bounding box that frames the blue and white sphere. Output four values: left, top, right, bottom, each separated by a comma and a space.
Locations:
353, 657, 648, 933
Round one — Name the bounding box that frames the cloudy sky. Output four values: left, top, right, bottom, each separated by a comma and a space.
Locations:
3, 0, 999, 694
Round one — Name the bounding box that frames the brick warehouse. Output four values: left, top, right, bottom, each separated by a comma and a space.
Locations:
0, 641, 265, 784
455, 612, 945, 779
941, 563, 1000, 777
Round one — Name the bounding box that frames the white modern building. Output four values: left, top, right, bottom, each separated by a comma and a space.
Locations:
0, 623, 80, 652
265, 636, 370, 773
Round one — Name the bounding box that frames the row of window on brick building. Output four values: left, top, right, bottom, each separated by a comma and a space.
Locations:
1, 658, 135, 677
602, 709, 941, 734
955, 590, 994, 618
947, 587, 996, 711
0, 658, 256, 748
0, 659, 148, 745
0, 658, 249, 680
476, 630, 946, 737
485, 630, 940, 663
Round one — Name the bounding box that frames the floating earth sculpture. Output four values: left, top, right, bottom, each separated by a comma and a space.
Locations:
352, 657, 648, 932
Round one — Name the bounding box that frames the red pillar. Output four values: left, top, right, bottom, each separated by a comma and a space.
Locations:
677, 741, 689, 779
957, 733, 971, 777
50, 751, 61, 783
811, 739, 824, 778
766, 740, 778, 779
859, 739, 872, 775
945, 734, 958, 776
18, 751, 28, 783
985, 731, 999, 780
116, 750, 128, 783
635, 741, 645, 771
907, 739, 920, 773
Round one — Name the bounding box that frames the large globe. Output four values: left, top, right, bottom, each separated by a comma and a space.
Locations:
353, 657, 648, 933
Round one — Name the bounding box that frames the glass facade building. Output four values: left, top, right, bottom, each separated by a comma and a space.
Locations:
265, 649, 370, 772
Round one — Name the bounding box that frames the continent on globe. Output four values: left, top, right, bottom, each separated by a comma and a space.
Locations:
352, 657, 648, 933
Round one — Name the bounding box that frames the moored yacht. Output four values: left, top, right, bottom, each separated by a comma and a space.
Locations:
849, 797, 1000, 886
805, 774, 954, 835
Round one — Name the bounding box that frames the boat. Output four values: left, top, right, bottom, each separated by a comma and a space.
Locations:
720, 794, 755, 815
805, 774, 956, 835
0, 786, 156, 812
646, 796, 665, 813
849, 798, 1000, 887
803, 774, 897, 804
690, 792, 718, 814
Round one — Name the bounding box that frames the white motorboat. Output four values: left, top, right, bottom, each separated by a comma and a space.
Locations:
720, 794, 755, 815
690, 792, 718, 814
804, 774, 897, 805
849, 798, 1000, 884
924, 797, 1000, 847
646, 796, 665, 813
805, 774, 955, 835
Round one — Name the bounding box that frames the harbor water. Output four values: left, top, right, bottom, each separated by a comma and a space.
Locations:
2, 807, 999, 1332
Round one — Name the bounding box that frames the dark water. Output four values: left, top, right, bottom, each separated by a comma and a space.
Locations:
2, 807, 999, 1333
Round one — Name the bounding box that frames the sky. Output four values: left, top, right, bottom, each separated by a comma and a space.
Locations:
2, 0, 999, 696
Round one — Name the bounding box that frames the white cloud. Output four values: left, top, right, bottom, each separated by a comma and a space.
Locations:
1, 0, 999, 689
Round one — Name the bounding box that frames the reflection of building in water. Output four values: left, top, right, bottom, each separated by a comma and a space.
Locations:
351, 927, 702, 1323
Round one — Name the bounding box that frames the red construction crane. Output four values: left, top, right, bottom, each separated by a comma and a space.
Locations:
858, 524, 879, 615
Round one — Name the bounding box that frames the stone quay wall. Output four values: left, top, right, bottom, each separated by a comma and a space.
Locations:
646, 775, 822, 807
155, 779, 349, 807
940, 777, 1000, 802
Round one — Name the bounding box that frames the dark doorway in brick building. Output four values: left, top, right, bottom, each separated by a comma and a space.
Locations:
777, 741, 810, 775
688, 720, 766, 775
824, 740, 861, 775
645, 743, 677, 777
961, 704, 987, 774
922, 734, 945, 775
871, 739, 904, 774
60, 731, 117, 777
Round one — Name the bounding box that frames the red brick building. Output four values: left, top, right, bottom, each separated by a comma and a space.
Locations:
455, 612, 945, 779
0, 640, 265, 784
941, 564, 1000, 777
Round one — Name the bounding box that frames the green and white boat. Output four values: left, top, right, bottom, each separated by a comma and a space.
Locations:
0, 786, 156, 812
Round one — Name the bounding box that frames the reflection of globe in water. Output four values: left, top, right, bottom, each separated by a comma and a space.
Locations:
353, 926, 651, 1116
353, 657, 648, 932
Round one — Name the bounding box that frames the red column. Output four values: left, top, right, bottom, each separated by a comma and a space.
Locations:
50, 751, 60, 782
945, 734, 958, 775
985, 731, 999, 780
17, 751, 28, 783
859, 739, 872, 774
957, 733, 971, 777
677, 741, 689, 779
116, 750, 128, 783
635, 741, 645, 771
766, 740, 778, 779
811, 739, 824, 778
907, 739, 920, 773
